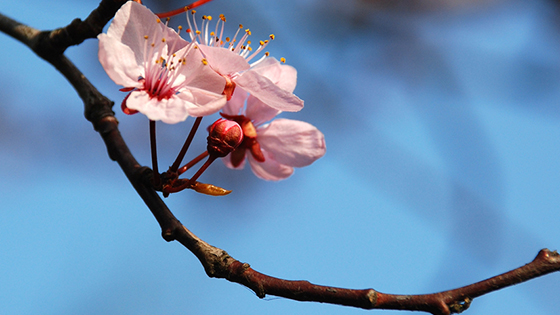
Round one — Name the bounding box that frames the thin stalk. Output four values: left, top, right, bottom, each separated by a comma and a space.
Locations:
188, 155, 216, 186
169, 117, 203, 173
150, 120, 161, 187
178, 150, 209, 175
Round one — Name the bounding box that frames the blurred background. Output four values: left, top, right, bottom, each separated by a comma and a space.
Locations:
1, 0, 560, 314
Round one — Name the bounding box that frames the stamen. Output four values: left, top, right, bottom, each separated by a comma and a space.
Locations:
188, 10, 201, 41
213, 14, 226, 47
165, 41, 197, 94
228, 25, 243, 50
233, 29, 250, 53
186, 12, 277, 64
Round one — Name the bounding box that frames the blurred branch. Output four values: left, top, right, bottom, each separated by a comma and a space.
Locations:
1, 2, 559, 315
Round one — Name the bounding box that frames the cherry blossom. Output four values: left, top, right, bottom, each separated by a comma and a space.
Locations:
185, 11, 304, 113
220, 59, 325, 180
98, 1, 227, 124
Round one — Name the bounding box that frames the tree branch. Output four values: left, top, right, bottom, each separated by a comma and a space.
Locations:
1, 2, 559, 314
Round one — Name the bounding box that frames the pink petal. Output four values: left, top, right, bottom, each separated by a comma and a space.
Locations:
222, 88, 249, 116
234, 70, 303, 112
164, 28, 189, 55
98, 34, 143, 87
196, 45, 250, 76
245, 95, 281, 126
179, 47, 226, 94
126, 91, 189, 124
251, 58, 298, 92
257, 118, 326, 167
248, 150, 293, 181
176, 88, 227, 117
105, 2, 170, 65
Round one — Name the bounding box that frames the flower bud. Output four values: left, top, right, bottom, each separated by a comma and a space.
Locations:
207, 118, 244, 157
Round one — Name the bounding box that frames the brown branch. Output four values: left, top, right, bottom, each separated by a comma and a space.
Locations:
1, 3, 559, 315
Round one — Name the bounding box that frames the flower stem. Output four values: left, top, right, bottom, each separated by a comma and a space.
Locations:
170, 116, 203, 173
150, 120, 161, 187
178, 150, 209, 175
188, 155, 217, 186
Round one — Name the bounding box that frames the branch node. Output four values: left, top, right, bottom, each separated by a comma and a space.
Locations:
536, 248, 559, 262
366, 289, 378, 307
162, 228, 176, 242
448, 297, 471, 314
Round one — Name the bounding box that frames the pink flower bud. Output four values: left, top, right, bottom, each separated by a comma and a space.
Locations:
207, 118, 244, 157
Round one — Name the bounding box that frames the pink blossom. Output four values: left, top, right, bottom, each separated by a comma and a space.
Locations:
221, 60, 325, 181
98, 2, 227, 124
185, 12, 304, 113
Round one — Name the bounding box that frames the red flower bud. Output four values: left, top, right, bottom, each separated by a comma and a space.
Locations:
207, 118, 244, 157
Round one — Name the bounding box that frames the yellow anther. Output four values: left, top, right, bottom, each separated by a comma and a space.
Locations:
196, 30, 201, 35
162, 38, 166, 42
201, 58, 208, 65
151, 43, 155, 47
245, 29, 251, 35
239, 24, 243, 28
280, 57, 286, 63
210, 31, 215, 36
259, 40, 264, 46
178, 25, 183, 30
265, 52, 270, 56
207, 16, 213, 21
226, 37, 231, 42
269, 34, 275, 40
264, 40, 269, 44
144, 35, 149, 39
248, 47, 253, 51
247, 40, 252, 45
191, 10, 196, 14
219, 14, 226, 21
156, 19, 161, 23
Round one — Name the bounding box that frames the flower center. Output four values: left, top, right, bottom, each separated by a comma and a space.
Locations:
141, 22, 195, 101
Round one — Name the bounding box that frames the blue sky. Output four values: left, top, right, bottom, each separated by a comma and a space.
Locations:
1, 0, 559, 314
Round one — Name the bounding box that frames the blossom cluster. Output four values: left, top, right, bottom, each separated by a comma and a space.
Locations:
98, 1, 325, 183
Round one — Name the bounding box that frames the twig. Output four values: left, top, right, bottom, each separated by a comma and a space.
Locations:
1, 2, 559, 314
